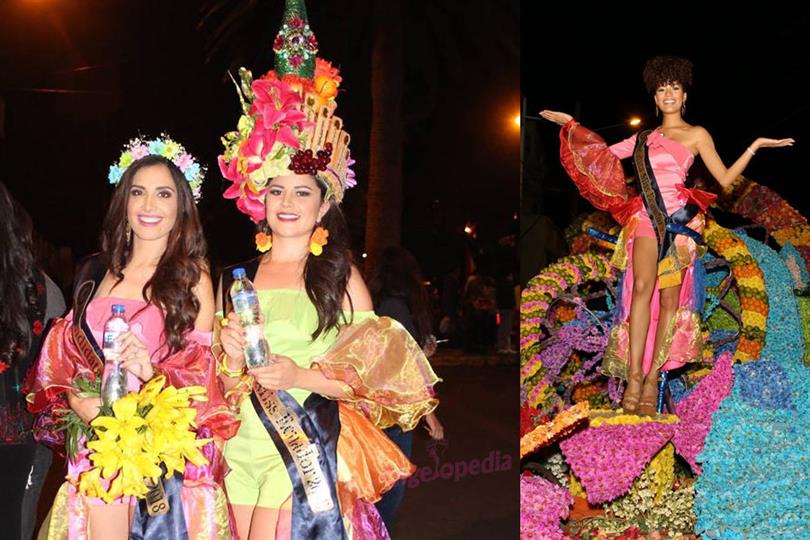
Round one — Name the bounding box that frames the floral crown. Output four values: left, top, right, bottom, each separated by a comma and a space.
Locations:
218, 0, 355, 223
108, 135, 206, 202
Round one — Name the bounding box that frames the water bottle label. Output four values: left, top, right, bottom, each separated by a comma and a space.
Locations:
244, 325, 271, 369
232, 291, 258, 312
103, 330, 117, 349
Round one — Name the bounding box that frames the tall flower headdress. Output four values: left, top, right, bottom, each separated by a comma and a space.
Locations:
219, 0, 355, 223
108, 134, 206, 202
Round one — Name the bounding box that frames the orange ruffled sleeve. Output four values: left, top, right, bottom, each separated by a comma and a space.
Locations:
335, 402, 415, 510
312, 316, 441, 431
559, 120, 631, 223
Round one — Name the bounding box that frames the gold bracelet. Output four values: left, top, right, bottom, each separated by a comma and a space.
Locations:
218, 352, 245, 378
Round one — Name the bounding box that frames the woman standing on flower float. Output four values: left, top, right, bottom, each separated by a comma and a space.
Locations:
540, 55, 793, 415
25, 136, 238, 539
214, 1, 440, 539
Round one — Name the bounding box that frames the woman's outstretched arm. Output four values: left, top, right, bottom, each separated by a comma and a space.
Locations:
696, 126, 794, 189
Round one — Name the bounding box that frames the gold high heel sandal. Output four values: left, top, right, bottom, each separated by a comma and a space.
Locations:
621, 371, 644, 414
637, 375, 660, 416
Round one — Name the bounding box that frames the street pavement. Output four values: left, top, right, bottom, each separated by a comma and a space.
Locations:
390, 349, 519, 539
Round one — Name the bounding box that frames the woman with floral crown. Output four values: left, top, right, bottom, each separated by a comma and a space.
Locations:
540, 55, 794, 415
24, 136, 238, 539
215, 2, 440, 539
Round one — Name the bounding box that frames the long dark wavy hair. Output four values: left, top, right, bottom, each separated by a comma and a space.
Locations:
369, 246, 432, 346
0, 182, 39, 359
257, 178, 353, 340
101, 155, 207, 354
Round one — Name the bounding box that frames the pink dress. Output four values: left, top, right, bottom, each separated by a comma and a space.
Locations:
608, 130, 696, 239
27, 296, 237, 539
559, 122, 714, 379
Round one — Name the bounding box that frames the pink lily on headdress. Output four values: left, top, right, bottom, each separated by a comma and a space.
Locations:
250, 78, 310, 151
219, 155, 266, 223
243, 132, 272, 167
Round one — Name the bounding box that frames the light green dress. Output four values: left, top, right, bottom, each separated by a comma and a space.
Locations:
223, 289, 376, 508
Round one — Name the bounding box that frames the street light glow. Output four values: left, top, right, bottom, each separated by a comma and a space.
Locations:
514, 114, 521, 127
629, 117, 642, 126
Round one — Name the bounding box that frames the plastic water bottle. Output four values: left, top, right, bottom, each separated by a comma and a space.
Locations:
230, 267, 271, 369
101, 304, 130, 407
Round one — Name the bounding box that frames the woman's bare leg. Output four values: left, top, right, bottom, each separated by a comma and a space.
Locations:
231, 504, 256, 540
624, 237, 658, 412
275, 496, 293, 539
639, 278, 683, 415
249, 506, 282, 540
88, 503, 129, 540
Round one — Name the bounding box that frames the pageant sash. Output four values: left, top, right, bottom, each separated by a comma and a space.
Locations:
250, 386, 345, 540
129, 472, 188, 540
70, 255, 110, 375
71, 279, 105, 376
632, 131, 703, 261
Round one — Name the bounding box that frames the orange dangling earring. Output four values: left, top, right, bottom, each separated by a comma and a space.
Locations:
255, 231, 273, 253
309, 225, 329, 256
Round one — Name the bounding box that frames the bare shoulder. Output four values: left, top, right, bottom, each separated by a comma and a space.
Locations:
344, 264, 373, 311
194, 269, 215, 299
688, 125, 713, 143
193, 270, 215, 331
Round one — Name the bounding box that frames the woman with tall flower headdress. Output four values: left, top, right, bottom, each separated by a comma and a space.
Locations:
25, 137, 238, 539
540, 55, 794, 415
215, 2, 440, 538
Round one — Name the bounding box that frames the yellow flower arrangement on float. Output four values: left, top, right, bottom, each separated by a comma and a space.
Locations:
772, 224, 810, 248
77, 376, 210, 503
704, 219, 768, 363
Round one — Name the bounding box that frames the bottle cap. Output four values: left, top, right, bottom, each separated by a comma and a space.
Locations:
112, 304, 126, 314
232, 267, 247, 279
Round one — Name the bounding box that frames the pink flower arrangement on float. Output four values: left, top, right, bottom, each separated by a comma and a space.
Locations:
671, 352, 734, 473
520, 474, 573, 540
557, 352, 734, 504
559, 414, 678, 504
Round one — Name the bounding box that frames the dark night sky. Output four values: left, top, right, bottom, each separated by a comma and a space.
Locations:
0, 0, 518, 282
521, 4, 810, 235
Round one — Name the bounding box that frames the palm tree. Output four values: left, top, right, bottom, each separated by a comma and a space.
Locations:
364, 0, 403, 274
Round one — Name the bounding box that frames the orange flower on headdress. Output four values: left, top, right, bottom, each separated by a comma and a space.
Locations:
255, 232, 273, 253
313, 59, 342, 105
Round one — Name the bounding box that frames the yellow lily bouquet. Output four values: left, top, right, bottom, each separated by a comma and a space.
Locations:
76, 375, 210, 503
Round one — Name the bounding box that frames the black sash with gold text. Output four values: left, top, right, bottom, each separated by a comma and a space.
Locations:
250, 388, 345, 539
632, 131, 702, 261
